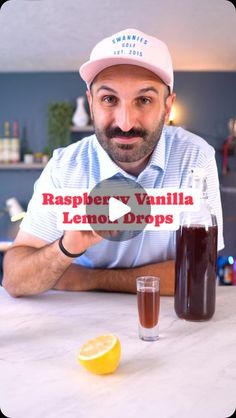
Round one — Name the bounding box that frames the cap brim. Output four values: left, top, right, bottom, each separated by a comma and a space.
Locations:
79, 56, 173, 92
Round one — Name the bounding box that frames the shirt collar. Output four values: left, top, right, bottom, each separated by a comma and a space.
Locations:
94, 137, 132, 181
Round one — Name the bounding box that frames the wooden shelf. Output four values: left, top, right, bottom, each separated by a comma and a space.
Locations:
0, 163, 45, 170
70, 125, 94, 132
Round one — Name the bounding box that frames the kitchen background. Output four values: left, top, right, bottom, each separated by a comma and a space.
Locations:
0, 0, 236, 283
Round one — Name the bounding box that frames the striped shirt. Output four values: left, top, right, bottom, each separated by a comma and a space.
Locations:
20, 125, 224, 268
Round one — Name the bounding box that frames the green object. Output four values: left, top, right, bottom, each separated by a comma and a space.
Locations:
42, 145, 51, 156
47, 101, 73, 156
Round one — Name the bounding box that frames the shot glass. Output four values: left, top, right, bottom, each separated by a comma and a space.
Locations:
136, 276, 160, 341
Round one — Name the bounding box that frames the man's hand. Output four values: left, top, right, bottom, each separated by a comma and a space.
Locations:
62, 229, 119, 255
62, 230, 103, 254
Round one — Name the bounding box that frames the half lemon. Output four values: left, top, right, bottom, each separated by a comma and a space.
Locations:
77, 334, 121, 375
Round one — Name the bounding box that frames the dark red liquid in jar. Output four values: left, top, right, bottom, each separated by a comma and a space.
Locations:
137, 289, 160, 328
175, 225, 217, 321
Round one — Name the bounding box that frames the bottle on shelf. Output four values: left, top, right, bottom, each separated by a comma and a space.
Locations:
2, 121, 11, 163
20, 126, 33, 163
175, 168, 218, 321
11, 121, 21, 163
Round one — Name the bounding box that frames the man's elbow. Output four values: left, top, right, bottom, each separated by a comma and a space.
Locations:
2, 251, 22, 297
2, 274, 22, 298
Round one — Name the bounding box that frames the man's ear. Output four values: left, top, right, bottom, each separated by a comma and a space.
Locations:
164, 92, 176, 124
86, 90, 93, 120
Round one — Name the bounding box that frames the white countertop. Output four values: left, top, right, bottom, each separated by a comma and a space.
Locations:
0, 286, 235, 418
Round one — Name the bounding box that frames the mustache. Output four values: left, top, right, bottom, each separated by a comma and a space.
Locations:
105, 126, 148, 139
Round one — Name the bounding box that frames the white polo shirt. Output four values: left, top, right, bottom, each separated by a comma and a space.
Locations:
20, 125, 224, 268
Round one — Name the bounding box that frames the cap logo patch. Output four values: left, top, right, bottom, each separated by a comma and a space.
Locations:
111, 32, 148, 57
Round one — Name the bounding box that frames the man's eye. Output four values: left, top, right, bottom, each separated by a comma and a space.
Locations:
138, 97, 151, 105
102, 96, 117, 105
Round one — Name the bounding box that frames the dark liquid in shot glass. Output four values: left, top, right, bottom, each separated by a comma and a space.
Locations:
137, 288, 160, 328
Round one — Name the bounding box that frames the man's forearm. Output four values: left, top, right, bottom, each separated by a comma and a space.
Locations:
2, 240, 72, 297
54, 260, 175, 296
3, 238, 175, 297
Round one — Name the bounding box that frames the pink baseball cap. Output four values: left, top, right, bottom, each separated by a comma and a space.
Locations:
79, 28, 174, 93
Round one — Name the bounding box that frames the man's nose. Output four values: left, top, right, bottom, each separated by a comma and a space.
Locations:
115, 103, 136, 132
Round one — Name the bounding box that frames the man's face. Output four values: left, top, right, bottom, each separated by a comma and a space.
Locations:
87, 65, 175, 173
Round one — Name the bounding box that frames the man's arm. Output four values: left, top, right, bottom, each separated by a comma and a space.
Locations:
2, 230, 175, 297
3, 240, 72, 297
2, 229, 102, 297
53, 259, 175, 296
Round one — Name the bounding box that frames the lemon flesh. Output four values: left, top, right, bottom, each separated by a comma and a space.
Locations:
78, 334, 121, 375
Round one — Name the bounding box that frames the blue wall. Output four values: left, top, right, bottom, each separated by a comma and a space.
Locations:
1, 71, 235, 153
173, 72, 236, 150
0, 72, 87, 152
0, 71, 236, 242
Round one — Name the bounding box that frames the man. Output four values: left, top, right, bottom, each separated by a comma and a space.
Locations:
3, 28, 224, 297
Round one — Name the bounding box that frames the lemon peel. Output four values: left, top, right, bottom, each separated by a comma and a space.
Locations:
77, 334, 121, 375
